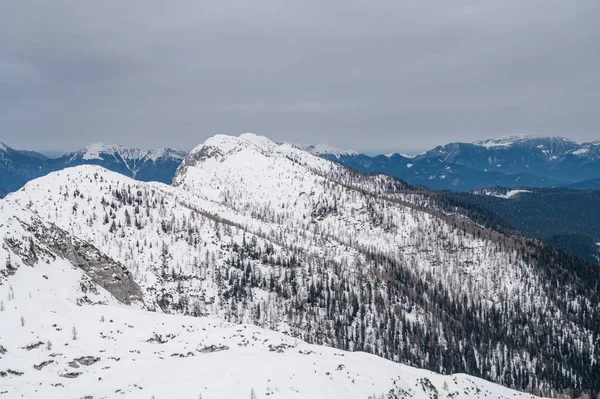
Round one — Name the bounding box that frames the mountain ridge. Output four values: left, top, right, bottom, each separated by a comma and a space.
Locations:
316, 135, 600, 190
0, 142, 187, 197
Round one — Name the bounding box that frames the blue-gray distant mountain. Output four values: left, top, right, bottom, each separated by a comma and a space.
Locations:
56, 143, 187, 183
307, 135, 600, 190
0, 142, 187, 197
0, 142, 50, 194
568, 177, 600, 190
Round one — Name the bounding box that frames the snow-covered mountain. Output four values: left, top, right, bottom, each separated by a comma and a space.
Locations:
316, 135, 600, 190
0, 142, 187, 197
293, 142, 360, 159
4, 135, 599, 196
3, 133, 599, 397
58, 142, 187, 183
0, 143, 49, 195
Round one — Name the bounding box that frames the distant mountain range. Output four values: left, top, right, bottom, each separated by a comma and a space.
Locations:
308, 135, 600, 190
0, 142, 186, 196
2, 135, 599, 197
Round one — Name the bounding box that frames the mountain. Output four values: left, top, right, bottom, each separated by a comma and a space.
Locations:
0, 238, 544, 399
0, 142, 50, 194
4, 135, 598, 195
4, 133, 599, 396
568, 177, 600, 190
55, 142, 187, 183
315, 135, 600, 190
444, 187, 600, 264
0, 142, 187, 197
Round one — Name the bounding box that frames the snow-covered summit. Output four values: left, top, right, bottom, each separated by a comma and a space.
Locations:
71, 142, 187, 163
474, 135, 577, 150
79, 142, 123, 160
300, 143, 359, 158
54, 142, 187, 183
176, 133, 339, 204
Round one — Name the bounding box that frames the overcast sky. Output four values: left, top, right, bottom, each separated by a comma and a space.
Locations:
0, 1, 598, 153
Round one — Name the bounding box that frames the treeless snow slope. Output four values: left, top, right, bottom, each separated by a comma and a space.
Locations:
0, 278, 544, 399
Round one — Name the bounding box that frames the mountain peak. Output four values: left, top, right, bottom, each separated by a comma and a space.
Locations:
80, 142, 123, 160
288, 142, 358, 158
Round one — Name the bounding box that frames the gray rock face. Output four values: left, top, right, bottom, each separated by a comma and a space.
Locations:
74, 356, 100, 366
33, 360, 54, 370
7, 217, 143, 305
60, 371, 82, 378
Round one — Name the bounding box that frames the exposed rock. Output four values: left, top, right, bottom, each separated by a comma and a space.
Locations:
60, 371, 82, 378
21, 341, 44, 351
74, 356, 100, 366
67, 361, 80, 368
146, 333, 168, 344
20, 218, 144, 305
33, 360, 54, 370
196, 344, 229, 354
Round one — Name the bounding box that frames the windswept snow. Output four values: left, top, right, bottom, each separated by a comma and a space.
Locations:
571, 148, 590, 156
81, 142, 120, 160
75, 142, 186, 163
0, 268, 545, 399
291, 141, 358, 158
494, 189, 531, 199
475, 189, 531, 199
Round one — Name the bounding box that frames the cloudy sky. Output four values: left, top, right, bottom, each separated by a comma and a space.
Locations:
0, 1, 598, 153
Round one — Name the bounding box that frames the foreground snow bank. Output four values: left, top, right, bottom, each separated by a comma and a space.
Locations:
0, 290, 543, 399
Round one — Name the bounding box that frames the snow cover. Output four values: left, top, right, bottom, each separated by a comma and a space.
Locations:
571, 148, 589, 156
493, 189, 531, 199
384, 153, 416, 159
476, 189, 531, 199
81, 142, 120, 160
474, 135, 538, 149
76, 142, 186, 163
474, 135, 576, 149
291, 142, 358, 158
8, 136, 553, 322
0, 273, 544, 399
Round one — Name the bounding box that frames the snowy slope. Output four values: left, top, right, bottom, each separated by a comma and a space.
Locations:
0, 269, 545, 399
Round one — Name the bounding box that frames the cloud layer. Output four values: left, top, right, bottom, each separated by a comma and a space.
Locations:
1, 1, 598, 152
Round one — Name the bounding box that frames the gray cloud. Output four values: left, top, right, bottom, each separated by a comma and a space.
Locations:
0, 0, 598, 153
